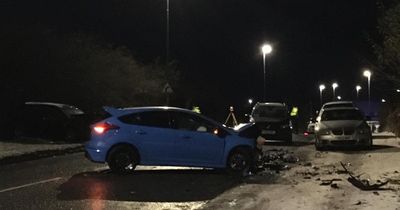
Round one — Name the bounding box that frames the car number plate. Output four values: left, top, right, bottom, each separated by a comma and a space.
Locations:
262, 130, 276, 135
336, 136, 351, 140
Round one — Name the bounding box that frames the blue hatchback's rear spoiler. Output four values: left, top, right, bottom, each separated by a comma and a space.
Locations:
103, 106, 123, 116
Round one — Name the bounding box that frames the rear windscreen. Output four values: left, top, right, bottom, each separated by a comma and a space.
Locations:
253, 106, 288, 119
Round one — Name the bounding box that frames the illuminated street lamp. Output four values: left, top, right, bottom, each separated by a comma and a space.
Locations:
381, 99, 386, 103
356, 85, 362, 99
248, 99, 253, 105
396, 89, 400, 93
261, 44, 273, 101
319, 84, 326, 105
337, 96, 342, 100
166, 0, 170, 62
363, 69, 372, 114
332, 83, 338, 100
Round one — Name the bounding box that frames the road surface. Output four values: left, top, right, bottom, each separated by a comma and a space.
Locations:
1, 134, 400, 210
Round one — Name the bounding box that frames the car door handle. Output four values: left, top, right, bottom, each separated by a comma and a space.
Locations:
135, 130, 147, 135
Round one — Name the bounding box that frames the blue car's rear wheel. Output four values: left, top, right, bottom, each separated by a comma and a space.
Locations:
107, 146, 138, 174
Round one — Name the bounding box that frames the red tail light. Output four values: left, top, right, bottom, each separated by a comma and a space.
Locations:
93, 122, 119, 134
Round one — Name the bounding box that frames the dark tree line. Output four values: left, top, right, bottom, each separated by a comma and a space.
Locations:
0, 25, 179, 112
369, 0, 400, 135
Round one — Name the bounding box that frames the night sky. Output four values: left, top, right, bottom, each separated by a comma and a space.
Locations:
2, 0, 379, 117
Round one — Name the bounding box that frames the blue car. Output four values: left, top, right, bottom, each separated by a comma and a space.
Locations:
85, 106, 260, 173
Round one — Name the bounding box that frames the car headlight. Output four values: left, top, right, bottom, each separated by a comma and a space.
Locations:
249, 117, 255, 123
316, 127, 330, 135
319, 130, 331, 135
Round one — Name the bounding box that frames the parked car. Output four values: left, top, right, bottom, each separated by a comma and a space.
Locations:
249, 102, 292, 142
14, 102, 90, 141
314, 107, 372, 150
85, 106, 261, 173
321, 101, 355, 110
316, 101, 356, 122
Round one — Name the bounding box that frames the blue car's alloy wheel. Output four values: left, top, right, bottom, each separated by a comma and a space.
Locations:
228, 149, 251, 172
108, 146, 138, 173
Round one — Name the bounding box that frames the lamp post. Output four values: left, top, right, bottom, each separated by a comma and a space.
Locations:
356, 85, 362, 99
319, 84, 326, 105
166, 0, 170, 63
363, 70, 372, 115
261, 44, 272, 101
248, 99, 253, 105
332, 83, 338, 100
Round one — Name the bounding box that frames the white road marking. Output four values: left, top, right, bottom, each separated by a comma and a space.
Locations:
0, 177, 62, 193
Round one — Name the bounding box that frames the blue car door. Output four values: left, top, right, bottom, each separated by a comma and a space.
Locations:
119, 110, 176, 164
169, 111, 225, 165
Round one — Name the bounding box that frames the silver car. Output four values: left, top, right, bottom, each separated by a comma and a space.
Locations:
315, 107, 372, 150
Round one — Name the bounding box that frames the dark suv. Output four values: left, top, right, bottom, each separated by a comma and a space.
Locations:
13, 102, 90, 142
250, 102, 292, 142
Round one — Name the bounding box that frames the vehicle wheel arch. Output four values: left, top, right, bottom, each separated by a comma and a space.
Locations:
226, 145, 253, 165
106, 143, 141, 164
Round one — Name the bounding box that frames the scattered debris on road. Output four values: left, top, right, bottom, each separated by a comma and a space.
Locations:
320, 178, 342, 186
340, 161, 389, 191
354, 200, 367, 205
254, 149, 300, 175
330, 183, 339, 189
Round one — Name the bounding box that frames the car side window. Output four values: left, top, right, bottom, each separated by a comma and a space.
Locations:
170, 112, 214, 133
118, 111, 170, 128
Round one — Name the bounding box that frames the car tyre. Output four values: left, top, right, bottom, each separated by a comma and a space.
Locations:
227, 148, 252, 174
286, 134, 293, 144
107, 145, 138, 174
364, 136, 373, 149
315, 140, 324, 151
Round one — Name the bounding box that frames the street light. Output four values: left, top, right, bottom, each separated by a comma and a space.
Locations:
363, 69, 372, 115
337, 96, 342, 100
261, 44, 273, 101
319, 84, 326, 105
356, 85, 362, 99
332, 83, 338, 100
248, 99, 253, 105
166, 0, 170, 62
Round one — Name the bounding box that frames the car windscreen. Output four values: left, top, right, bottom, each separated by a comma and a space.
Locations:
252, 105, 288, 119
321, 109, 363, 121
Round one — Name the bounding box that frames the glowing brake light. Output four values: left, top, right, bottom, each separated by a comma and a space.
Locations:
93, 122, 119, 134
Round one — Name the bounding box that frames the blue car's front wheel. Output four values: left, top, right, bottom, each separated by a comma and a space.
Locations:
227, 148, 252, 172
107, 145, 138, 174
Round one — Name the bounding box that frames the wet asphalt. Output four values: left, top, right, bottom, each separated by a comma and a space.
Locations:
0, 151, 246, 210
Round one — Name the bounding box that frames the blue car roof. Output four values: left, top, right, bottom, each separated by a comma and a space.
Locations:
103, 106, 230, 130
104, 106, 193, 116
